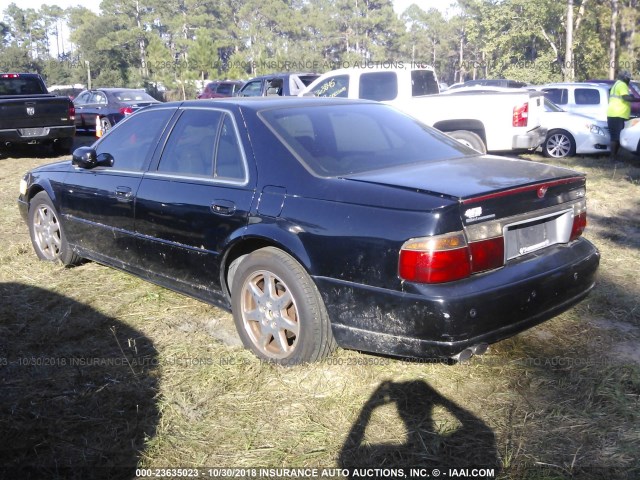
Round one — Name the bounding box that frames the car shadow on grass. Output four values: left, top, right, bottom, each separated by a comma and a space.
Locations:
0, 282, 159, 479
338, 380, 500, 478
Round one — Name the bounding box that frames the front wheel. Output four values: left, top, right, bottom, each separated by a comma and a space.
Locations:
230, 247, 335, 365
28, 191, 81, 266
543, 130, 576, 158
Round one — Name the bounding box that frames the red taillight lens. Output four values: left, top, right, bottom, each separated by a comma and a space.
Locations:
68, 104, 75, 120
399, 231, 505, 284
513, 102, 528, 127
469, 236, 505, 273
399, 233, 472, 284
120, 106, 134, 115
570, 211, 587, 241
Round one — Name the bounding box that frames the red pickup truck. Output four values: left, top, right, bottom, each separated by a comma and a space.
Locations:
0, 73, 76, 155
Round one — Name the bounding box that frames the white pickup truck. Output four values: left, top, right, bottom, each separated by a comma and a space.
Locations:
300, 67, 547, 153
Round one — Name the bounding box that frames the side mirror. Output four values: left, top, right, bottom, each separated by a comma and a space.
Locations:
72, 148, 114, 169
96, 153, 114, 167
72, 146, 97, 169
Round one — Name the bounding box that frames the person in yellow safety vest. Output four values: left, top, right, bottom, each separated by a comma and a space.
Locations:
607, 70, 640, 161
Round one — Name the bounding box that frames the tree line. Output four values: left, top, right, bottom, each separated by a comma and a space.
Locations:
0, 0, 638, 98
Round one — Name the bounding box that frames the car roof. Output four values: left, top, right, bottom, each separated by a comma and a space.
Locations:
245, 72, 319, 81
540, 82, 609, 89
160, 96, 378, 111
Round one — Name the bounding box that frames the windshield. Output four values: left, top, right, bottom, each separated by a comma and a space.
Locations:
259, 103, 475, 177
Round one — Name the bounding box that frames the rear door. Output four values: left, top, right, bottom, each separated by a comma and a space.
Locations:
134, 106, 255, 302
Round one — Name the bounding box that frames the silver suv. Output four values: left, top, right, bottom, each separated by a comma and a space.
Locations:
535, 82, 610, 121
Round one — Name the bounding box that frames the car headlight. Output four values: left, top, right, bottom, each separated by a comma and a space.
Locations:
19, 178, 28, 196
588, 124, 605, 136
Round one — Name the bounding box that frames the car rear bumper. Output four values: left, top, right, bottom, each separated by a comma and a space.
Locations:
315, 238, 599, 359
512, 126, 547, 149
0, 125, 75, 144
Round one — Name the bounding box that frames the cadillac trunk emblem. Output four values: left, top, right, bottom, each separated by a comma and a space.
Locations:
537, 186, 548, 199
26, 106, 35, 116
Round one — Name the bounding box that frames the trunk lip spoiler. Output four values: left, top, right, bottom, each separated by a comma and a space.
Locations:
461, 176, 585, 205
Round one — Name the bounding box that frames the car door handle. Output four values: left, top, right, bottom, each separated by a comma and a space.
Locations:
115, 186, 133, 202
211, 200, 236, 216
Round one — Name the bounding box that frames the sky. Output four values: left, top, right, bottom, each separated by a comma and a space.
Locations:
9, 0, 454, 16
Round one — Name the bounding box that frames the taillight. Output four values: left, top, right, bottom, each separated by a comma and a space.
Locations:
68, 104, 75, 120
119, 106, 134, 115
570, 200, 587, 241
513, 102, 528, 127
1, 73, 19, 78
399, 231, 505, 284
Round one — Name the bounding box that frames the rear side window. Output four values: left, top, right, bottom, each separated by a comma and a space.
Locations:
158, 109, 223, 176
543, 88, 568, 105
96, 108, 174, 171
359, 72, 398, 101
158, 109, 246, 181
412, 70, 439, 96
217, 83, 232, 95
309, 75, 349, 98
574, 88, 601, 105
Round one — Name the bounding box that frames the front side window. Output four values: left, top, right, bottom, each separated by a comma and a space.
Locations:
310, 75, 349, 98
239, 81, 263, 97
73, 91, 91, 106
95, 108, 173, 171
543, 88, 568, 105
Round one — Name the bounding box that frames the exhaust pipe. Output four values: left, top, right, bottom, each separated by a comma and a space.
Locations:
450, 343, 489, 362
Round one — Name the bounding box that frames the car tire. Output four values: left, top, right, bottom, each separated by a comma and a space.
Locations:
543, 130, 576, 158
230, 247, 336, 365
100, 117, 112, 134
28, 191, 81, 266
447, 130, 487, 153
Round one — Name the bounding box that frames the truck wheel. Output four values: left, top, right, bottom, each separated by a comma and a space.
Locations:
28, 191, 81, 266
447, 130, 487, 153
543, 130, 576, 158
230, 247, 336, 365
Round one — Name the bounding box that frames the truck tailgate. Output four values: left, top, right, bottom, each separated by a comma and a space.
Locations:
0, 95, 73, 130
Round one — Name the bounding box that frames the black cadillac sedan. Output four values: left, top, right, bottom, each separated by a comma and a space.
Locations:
18, 97, 600, 364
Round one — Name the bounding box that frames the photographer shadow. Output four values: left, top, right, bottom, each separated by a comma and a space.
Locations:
0, 282, 159, 479
338, 380, 500, 476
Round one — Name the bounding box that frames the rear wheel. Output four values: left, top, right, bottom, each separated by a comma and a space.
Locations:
447, 130, 487, 153
230, 247, 335, 365
28, 192, 81, 266
543, 130, 576, 158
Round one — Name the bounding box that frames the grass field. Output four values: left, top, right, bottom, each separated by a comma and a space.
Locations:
0, 145, 639, 480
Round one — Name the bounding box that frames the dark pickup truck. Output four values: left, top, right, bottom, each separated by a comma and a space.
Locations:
0, 73, 76, 155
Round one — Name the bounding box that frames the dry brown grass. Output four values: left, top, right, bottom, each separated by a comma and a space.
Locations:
0, 147, 638, 479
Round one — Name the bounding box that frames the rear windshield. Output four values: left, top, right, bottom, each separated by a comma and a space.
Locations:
412, 70, 439, 95
259, 103, 474, 177
112, 90, 156, 102
0, 76, 46, 95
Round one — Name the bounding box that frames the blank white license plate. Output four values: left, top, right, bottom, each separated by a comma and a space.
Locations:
19, 127, 49, 137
